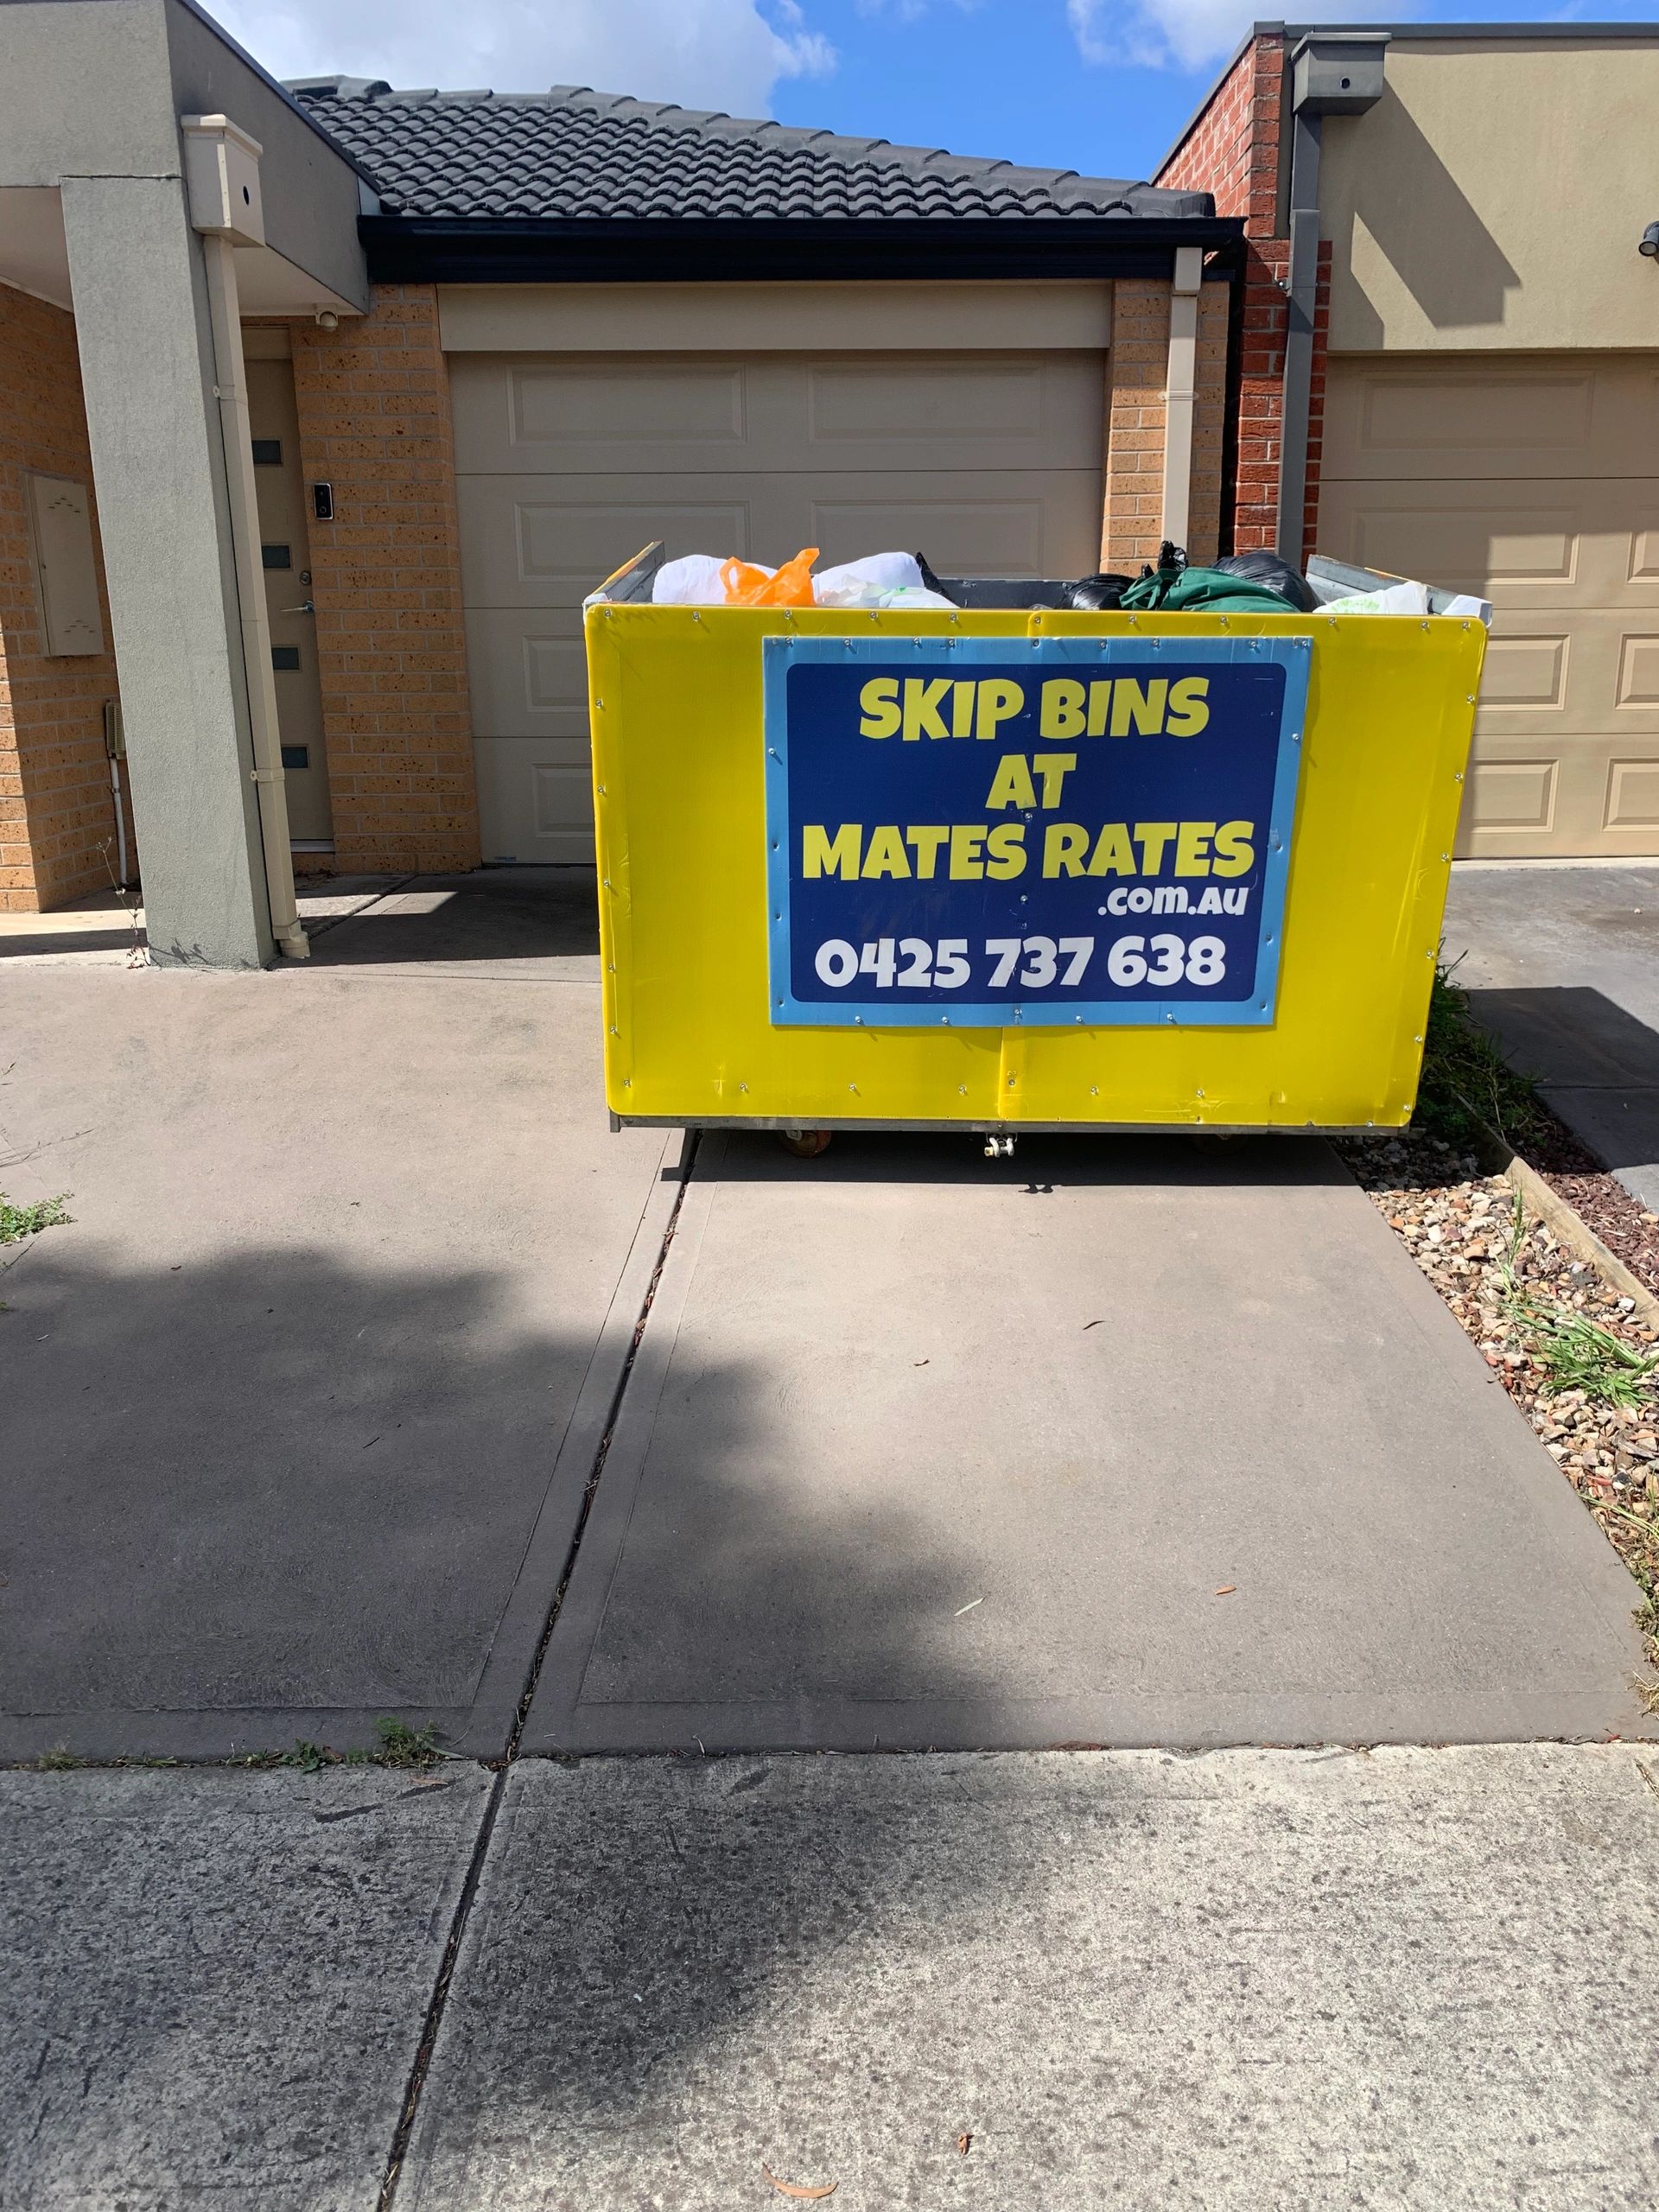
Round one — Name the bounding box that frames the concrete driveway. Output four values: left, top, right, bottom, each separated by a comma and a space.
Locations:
1, 868, 1650, 1759
0, 872, 676, 1759
1444, 860, 1659, 1207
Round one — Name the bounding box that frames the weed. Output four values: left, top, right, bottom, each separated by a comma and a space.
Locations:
1414, 960, 1558, 1154
283, 1739, 334, 1774
0, 1192, 71, 1244
1492, 1190, 1659, 1409
38, 1745, 84, 1771
375, 1718, 442, 1768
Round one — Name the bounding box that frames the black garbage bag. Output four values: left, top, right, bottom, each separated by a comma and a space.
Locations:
1212, 551, 1317, 613
1065, 573, 1135, 611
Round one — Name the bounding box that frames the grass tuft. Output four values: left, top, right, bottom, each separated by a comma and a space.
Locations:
0, 1192, 71, 1244
374, 1718, 442, 1768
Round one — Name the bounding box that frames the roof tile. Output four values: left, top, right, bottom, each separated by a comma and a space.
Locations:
285, 79, 1210, 222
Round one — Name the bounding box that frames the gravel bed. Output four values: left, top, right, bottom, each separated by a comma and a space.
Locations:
1340, 1128, 1659, 1674
1539, 1169, 1659, 1300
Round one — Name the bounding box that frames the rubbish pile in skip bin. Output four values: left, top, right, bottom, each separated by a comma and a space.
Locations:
642, 541, 1492, 623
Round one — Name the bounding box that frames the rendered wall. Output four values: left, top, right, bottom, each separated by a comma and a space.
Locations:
1320, 39, 1659, 353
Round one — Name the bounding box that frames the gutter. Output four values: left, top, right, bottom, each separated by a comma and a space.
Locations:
359, 213, 1244, 287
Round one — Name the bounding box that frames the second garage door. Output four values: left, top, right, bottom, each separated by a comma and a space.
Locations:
452, 350, 1105, 862
1319, 354, 1659, 859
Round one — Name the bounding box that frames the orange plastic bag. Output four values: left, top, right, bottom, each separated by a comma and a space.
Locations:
720, 548, 819, 607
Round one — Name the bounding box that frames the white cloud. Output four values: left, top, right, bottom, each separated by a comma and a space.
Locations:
210, 0, 835, 111
1069, 0, 1415, 73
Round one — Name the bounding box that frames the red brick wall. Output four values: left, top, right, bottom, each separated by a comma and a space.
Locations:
290, 284, 480, 875
0, 283, 128, 912
1156, 32, 1330, 565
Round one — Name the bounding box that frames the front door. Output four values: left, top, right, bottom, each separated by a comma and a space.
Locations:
247, 355, 333, 844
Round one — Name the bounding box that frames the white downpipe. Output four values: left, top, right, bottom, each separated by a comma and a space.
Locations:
199, 232, 308, 958
1160, 244, 1204, 549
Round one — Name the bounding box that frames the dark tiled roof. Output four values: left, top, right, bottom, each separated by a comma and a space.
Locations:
287, 79, 1211, 222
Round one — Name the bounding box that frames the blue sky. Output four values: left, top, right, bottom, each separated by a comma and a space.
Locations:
770, 0, 1659, 181
216, 0, 1659, 188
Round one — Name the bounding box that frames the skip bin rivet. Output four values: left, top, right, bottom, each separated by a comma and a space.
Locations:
1007, 1076, 1017, 1086
598, 784, 607, 796
776, 999, 784, 1007
1466, 695, 1476, 704
1454, 772, 1465, 782
623, 1077, 632, 1087
1090, 1085, 1099, 1096
767, 747, 778, 759
739, 1083, 748, 1092
773, 913, 781, 922
849, 1084, 857, 1093
610, 1025, 619, 1035
602, 879, 613, 889
959, 1084, 968, 1093
691, 612, 702, 624
1414, 1034, 1423, 1044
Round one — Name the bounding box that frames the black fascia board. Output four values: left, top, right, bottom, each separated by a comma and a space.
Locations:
360, 213, 1245, 285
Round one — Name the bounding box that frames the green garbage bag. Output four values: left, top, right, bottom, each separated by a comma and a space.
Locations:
1121, 548, 1299, 616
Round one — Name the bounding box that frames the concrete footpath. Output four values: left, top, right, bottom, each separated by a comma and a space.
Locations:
5, 1746, 1659, 2210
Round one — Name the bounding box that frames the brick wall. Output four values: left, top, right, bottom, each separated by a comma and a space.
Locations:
1101, 276, 1230, 571
0, 283, 127, 912
1100, 278, 1170, 571
290, 283, 479, 875
1156, 31, 1330, 565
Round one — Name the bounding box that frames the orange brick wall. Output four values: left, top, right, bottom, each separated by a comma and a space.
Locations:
0, 283, 128, 912
290, 283, 480, 874
1157, 31, 1331, 564
1101, 278, 1170, 572
1101, 276, 1230, 572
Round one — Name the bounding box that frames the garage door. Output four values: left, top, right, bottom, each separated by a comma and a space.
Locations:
451, 352, 1105, 862
1319, 355, 1659, 857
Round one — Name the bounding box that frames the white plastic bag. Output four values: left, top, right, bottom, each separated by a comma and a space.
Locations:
872, 584, 959, 612
1321, 580, 1431, 616
652, 554, 755, 606
813, 552, 925, 607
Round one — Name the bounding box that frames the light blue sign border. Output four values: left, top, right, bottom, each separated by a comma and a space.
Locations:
763, 632, 1312, 1029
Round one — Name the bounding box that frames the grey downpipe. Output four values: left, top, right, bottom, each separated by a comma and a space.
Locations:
1274, 105, 1322, 573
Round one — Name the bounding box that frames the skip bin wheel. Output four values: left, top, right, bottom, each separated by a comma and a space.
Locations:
780, 1129, 833, 1158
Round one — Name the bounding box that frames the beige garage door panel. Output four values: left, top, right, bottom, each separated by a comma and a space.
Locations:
449, 353, 1103, 476
1319, 353, 1659, 859
1319, 479, 1659, 612
474, 737, 595, 866
1324, 356, 1659, 480
455, 347, 1105, 861
459, 470, 1099, 613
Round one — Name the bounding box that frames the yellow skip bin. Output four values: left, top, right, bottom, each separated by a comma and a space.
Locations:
585, 566, 1484, 1135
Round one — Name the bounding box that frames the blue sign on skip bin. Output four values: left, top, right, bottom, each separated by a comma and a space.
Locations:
762, 633, 1311, 1029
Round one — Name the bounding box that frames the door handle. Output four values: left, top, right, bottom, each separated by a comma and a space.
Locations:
282, 601, 316, 615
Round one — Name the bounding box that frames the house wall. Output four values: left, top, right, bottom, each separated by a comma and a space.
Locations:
0, 281, 127, 912
1320, 38, 1659, 354
1100, 276, 1230, 569
1156, 32, 1332, 563
290, 282, 480, 874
